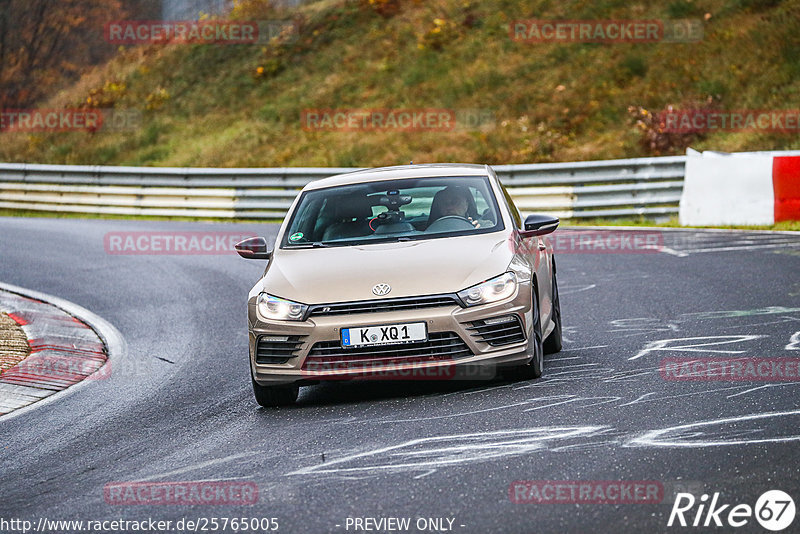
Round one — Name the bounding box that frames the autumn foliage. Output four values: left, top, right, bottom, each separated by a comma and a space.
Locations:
0, 0, 124, 108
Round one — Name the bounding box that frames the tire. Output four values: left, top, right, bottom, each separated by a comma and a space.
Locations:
251, 371, 299, 407
504, 282, 543, 380
543, 268, 563, 355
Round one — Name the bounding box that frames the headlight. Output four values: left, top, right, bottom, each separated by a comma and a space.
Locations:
256, 293, 308, 321
458, 272, 517, 307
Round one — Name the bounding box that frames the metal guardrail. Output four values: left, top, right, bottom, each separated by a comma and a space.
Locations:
0, 156, 686, 219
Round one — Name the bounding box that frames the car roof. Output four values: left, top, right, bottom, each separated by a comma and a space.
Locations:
303, 164, 492, 191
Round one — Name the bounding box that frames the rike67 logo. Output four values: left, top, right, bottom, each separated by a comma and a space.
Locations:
668, 490, 795, 531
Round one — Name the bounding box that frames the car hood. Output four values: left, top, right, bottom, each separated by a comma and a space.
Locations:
259, 231, 514, 305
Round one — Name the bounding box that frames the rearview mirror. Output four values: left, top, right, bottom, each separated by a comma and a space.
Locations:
235, 237, 272, 260
520, 214, 559, 237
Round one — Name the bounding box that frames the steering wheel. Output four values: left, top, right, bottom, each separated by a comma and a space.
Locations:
433, 215, 473, 224
426, 215, 476, 232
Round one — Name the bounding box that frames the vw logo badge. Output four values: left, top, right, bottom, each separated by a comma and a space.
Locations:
372, 283, 391, 296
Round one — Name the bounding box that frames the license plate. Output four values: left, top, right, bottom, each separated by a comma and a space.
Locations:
341, 322, 427, 348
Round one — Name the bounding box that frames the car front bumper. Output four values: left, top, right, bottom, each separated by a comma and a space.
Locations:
248, 284, 535, 386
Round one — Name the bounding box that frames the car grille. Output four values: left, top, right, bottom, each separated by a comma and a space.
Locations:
302, 332, 472, 371
255, 335, 305, 364
467, 316, 526, 346
307, 294, 461, 318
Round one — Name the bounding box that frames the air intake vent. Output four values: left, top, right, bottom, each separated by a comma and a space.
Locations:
256, 335, 305, 364
467, 316, 525, 346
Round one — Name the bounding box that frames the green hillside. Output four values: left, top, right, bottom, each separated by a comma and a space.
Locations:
1, 0, 799, 167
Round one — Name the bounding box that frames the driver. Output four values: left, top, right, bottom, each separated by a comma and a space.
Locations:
437, 187, 481, 227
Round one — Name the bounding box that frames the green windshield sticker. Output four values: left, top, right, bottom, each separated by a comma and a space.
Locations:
289, 232, 304, 241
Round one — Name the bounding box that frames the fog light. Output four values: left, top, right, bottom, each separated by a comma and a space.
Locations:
483, 315, 516, 326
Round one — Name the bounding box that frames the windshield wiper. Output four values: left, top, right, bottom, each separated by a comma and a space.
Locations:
352, 236, 417, 245
290, 237, 418, 248
288, 241, 332, 248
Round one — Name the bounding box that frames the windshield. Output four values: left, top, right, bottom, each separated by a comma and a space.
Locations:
281, 176, 504, 248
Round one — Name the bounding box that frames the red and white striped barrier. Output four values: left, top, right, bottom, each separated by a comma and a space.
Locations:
680, 150, 800, 225
774, 155, 800, 222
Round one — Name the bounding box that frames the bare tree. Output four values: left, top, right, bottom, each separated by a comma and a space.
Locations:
0, 0, 124, 108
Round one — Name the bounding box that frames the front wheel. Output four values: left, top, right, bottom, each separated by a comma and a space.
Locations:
504, 284, 543, 380
543, 269, 562, 354
251, 371, 298, 407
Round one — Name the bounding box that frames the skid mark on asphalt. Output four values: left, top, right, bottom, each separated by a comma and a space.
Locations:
624, 410, 800, 448
564, 306, 800, 354
336, 392, 619, 425
785, 330, 800, 350
719, 316, 800, 331
559, 345, 609, 351
659, 232, 800, 256
672, 242, 800, 255
545, 362, 601, 370
438, 383, 515, 398
286, 426, 609, 476
522, 395, 620, 412
338, 398, 545, 425
599, 367, 661, 382
558, 284, 596, 295
133, 452, 263, 481
679, 306, 800, 321
548, 440, 624, 452
614, 312, 800, 368
725, 382, 800, 399
618, 385, 749, 407
520, 365, 664, 389
608, 318, 680, 335
629, 335, 766, 361
561, 325, 579, 343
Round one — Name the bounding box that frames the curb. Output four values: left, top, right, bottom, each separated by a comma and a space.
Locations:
0, 282, 126, 422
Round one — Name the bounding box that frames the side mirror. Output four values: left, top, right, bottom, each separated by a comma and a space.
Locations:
235, 237, 272, 260
520, 214, 559, 237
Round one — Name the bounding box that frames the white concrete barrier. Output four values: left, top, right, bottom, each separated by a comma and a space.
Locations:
680, 150, 800, 226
